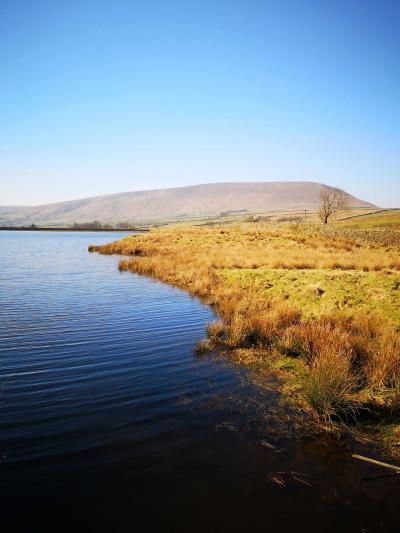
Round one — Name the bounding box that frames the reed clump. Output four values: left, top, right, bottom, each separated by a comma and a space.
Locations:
90, 221, 400, 436
303, 348, 359, 426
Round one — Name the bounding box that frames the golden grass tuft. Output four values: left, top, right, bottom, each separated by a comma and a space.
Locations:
303, 348, 359, 426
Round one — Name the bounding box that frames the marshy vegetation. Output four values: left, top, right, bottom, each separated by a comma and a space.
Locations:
89, 211, 400, 453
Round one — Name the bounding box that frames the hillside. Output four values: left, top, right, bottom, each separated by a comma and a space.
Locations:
0, 182, 374, 226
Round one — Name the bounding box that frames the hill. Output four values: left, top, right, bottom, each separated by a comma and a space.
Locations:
0, 182, 375, 226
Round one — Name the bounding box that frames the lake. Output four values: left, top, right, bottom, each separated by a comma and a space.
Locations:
1, 231, 399, 532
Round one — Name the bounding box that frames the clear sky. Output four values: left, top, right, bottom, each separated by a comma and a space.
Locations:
0, 0, 399, 206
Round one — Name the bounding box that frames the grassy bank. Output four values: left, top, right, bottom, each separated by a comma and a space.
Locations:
89, 219, 400, 453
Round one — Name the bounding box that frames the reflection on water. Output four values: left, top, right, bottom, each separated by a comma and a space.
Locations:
0, 231, 399, 532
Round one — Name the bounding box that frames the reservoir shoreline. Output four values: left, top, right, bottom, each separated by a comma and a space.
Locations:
0, 226, 149, 232
90, 220, 400, 457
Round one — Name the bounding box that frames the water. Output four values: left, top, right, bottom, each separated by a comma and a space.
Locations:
1, 231, 399, 532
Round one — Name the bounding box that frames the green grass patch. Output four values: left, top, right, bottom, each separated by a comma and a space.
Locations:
220, 268, 400, 324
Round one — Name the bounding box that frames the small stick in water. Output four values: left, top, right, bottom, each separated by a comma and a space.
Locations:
352, 454, 400, 473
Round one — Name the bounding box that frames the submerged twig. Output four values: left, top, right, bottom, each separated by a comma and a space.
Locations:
266, 470, 312, 488
352, 454, 400, 473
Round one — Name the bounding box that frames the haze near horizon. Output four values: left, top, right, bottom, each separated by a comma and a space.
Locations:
1, 1, 399, 207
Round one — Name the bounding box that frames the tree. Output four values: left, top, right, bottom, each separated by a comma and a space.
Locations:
319, 187, 348, 225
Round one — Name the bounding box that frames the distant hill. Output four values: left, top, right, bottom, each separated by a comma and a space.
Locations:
0, 206, 22, 214
0, 182, 375, 226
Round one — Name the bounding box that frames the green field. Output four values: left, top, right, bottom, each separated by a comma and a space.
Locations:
221, 268, 400, 324
336, 209, 400, 228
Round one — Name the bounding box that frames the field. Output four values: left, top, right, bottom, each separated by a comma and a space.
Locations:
90, 210, 400, 453
337, 208, 400, 229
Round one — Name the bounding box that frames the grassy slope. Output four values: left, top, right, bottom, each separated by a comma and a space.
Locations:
90, 217, 400, 454
337, 209, 400, 229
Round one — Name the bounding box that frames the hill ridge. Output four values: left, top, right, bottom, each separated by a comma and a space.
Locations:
0, 181, 375, 225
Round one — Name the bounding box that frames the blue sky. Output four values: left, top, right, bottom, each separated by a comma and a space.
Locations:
0, 0, 399, 206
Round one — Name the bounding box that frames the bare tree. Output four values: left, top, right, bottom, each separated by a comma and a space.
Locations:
319, 187, 348, 224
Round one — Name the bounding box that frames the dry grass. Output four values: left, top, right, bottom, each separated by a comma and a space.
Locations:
89, 222, 400, 272
304, 349, 358, 425
89, 221, 400, 434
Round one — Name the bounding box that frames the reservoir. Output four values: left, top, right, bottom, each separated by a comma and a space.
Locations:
0, 231, 399, 532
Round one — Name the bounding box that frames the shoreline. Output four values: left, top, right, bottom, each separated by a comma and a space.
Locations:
89, 219, 400, 459
0, 226, 149, 232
